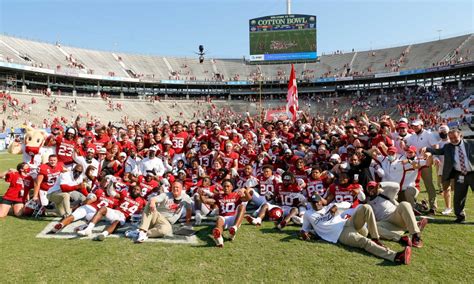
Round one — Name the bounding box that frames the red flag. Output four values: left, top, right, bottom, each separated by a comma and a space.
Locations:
286, 64, 299, 121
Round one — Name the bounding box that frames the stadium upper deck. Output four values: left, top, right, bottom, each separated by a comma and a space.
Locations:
0, 33, 472, 83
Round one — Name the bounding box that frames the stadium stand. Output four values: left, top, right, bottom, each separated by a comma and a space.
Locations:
1, 33, 472, 81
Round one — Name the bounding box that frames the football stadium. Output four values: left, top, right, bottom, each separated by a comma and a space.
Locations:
0, 0, 473, 282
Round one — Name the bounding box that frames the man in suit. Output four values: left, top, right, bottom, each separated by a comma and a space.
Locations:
423, 129, 474, 223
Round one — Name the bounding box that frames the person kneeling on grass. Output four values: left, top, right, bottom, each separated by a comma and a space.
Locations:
125, 181, 193, 243
0, 162, 34, 218
199, 179, 251, 248
300, 194, 412, 265
77, 185, 145, 241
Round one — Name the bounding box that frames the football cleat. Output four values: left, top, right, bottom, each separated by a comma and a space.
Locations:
135, 230, 148, 243
399, 236, 413, 247
412, 235, 423, 248
77, 227, 93, 237
276, 220, 287, 230
47, 223, 64, 234
417, 218, 428, 232
94, 233, 106, 241
212, 228, 223, 247
394, 246, 412, 265
229, 226, 237, 241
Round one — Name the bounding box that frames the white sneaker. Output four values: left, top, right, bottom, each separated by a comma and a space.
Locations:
135, 230, 148, 243
195, 212, 202, 226
125, 230, 140, 239
291, 216, 303, 225
77, 227, 92, 236
74, 224, 88, 232
441, 208, 452, 215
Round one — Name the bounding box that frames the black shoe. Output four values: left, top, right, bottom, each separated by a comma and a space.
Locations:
426, 209, 436, 216
454, 216, 466, 224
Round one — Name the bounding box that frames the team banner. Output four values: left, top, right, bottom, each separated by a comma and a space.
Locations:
249, 14, 317, 63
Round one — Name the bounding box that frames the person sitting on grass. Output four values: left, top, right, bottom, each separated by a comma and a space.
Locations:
300, 194, 412, 265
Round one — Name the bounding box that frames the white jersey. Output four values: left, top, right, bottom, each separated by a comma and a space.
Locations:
302, 205, 349, 243
140, 157, 165, 177
47, 170, 84, 195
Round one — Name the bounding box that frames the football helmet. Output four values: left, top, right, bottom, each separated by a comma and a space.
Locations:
268, 207, 283, 221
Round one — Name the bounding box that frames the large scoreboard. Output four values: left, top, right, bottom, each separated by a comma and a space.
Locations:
249, 14, 317, 63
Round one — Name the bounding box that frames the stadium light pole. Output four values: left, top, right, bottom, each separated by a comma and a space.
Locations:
437, 29, 442, 41
287, 0, 291, 14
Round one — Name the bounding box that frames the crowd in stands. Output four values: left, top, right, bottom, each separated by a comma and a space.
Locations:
2, 86, 473, 264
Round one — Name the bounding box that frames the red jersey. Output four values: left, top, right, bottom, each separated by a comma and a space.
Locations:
290, 167, 309, 182
94, 134, 110, 149
56, 136, 77, 165
137, 176, 159, 197
257, 175, 280, 195
305, 178, 326, 198
90, 189, 118, 210
198, 149, 214, 168
214, 192, 242, 217
170, 131, 189, 154
116, 191, 146, 219
3, 172, 33, 203
220, 151, 239, 169
38, 163, 64, 191
238, 150, 257, 169
276, 184, 304, 207
328, 183, 360, 207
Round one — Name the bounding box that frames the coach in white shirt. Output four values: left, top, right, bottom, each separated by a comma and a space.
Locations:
300, 194, 411, 264
140, 146, 165, 177
47, 165, 87, 217
125, 147, 142, 176
406, 119, 439, 214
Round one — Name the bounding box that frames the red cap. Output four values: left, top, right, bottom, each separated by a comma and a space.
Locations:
367, 181, 378, 188
85, 131, 94, 138
406, 145, 417, 153
387, 146, 397, 154
397, 122, 408, 129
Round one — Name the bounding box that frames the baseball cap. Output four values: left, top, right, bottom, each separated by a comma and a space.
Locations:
410, 119, 423, 126
163, 140, 172, 145
387, 146, 398, 154
149, 146, 159, 152
213, 125, 221, 130
406, 145, 417, 153
330, 154, 341, 161
178, 169, 186, 175
439, 125, 450, 132
66, 128, 76, 135
309, 194, 322, 203
399, 117, 409, 124
397, 122, 408, 129
99, 148, 107, 154
367, 181, 378, 188
86, 148, 95, 153
285, 149, 292, 155
119, 152, 127, 158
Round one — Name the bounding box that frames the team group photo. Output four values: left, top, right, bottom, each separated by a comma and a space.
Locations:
0, 0, 473, 282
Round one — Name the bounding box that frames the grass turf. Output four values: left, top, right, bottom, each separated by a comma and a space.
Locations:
250, 29, 316, 55
0, 153, 473, 283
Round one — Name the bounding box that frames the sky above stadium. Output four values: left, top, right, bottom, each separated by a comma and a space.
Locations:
0, 0, 472, 58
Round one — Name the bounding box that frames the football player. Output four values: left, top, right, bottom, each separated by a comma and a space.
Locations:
199, 179, 251, 247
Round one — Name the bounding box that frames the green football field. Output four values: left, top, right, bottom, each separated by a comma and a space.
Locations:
250, 29, 316, 55
0, 153, 473, 283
